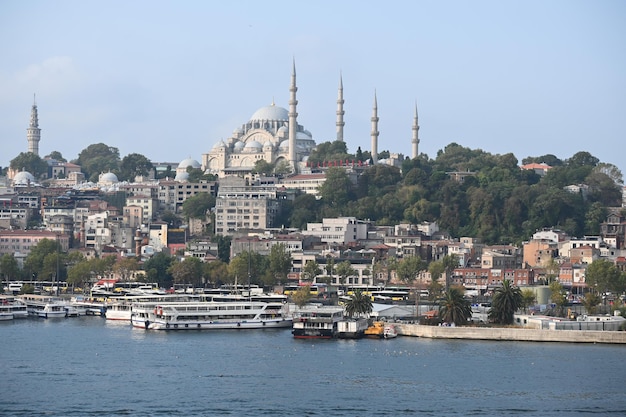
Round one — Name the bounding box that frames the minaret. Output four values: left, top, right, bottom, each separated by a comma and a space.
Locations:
411, 102, 420, 159
336, 73, 345, 142
370, 91, 379, 164
27, 94, 41, 156
288, 59, 298, 172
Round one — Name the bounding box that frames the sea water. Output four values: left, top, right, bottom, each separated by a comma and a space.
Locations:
1, 317, 625, 416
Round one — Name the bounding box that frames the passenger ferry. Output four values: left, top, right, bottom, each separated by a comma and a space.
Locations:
292, 305, 345, 339
18, 294, 70, 318
0, 295, 28, 320
130, 300, 292, 330
104, 294, 193, 321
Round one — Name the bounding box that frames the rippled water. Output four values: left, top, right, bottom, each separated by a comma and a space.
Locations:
1, 317, 625, 416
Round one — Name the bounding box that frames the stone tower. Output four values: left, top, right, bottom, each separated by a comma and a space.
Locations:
412, 102, 420, 159
370, 91, 379, 164
336, 74, 345, 142
288, 59, 298, 172
27, 95, 41, 155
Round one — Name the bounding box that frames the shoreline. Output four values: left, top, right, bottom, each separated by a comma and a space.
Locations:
396, 323, 626, 344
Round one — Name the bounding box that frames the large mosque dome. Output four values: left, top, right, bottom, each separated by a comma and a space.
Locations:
178, 157, 201, 170
250, 104, 288, 121
99, 172, 118, 184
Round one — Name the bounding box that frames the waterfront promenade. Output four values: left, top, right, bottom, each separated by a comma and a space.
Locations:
397, 323, 626, 344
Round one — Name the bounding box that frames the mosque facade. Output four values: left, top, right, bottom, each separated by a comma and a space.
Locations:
200, 62, 420, 178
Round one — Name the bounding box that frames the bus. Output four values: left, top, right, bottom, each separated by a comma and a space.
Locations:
283, 283, 327, 296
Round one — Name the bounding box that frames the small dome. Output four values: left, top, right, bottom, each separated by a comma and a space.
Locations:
178, 158, 201, 170
245, 140, 263, 149
212, 140, 227, 149
175, 172, 189, 182
263, 141, 273, 148
13, 171, 35, 186
277, 126, 288, 134
296, 131, 312, 140
279, 140, 290, 149
99, 172, 118, 183
234, 141, 245, 149
250, 104, 288, 121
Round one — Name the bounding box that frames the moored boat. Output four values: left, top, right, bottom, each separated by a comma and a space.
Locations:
364, 321, 385, 338
0, 295, 28, 320
337, 317, 369, 339
130, 300, 292, 330
383, 324, 398, 339
19, 294, 69, 318
292, 305, 345, 339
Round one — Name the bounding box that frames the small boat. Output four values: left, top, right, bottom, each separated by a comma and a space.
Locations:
364, 321, 385, 338
292, 305, 345, 339
383, 324, 398, 339
131, 300, 292, 330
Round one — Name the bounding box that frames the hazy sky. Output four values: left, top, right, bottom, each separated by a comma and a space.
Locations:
1, 0, 625, 176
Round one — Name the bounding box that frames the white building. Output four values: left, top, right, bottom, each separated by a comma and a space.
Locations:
302, 217, 369, 245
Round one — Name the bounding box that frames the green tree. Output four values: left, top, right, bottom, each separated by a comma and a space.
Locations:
168, 257, 204, 288
335, 260, 356, 286
252, 160, 275, 176
582, 292, 602, 315
227, 251, 268, 286
268, 243, 292, 284
549, 281, 568, 317
438, 287, 472, 325
301, 260, 321, 282
143, 252, 175, 288
520, 288, 537, 314
182, 192, 216, 219
67, 256, 91, 290
74, 143, 121, 182
585, 259, 624, 295
488, 279, 522, 325
203, 260, 229, 287
292, 285, 312, 308
344, 289, 373, 318
10, 152, 48, 179
0, 254, 19, 290
113, 257, 141, 281
23, 239, 61, 280
119, 153, 153, 181
45, 151, 67, 162
396, 256, 426, 284
318, 167, 353, 211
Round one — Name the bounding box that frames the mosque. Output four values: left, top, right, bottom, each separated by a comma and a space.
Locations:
200, 62, 421, 178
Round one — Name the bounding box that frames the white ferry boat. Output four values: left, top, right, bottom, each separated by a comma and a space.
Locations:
292, 305, 345, 339
130, 300, 292, 330
19, 294, 70, 318
0, 296, 28, 320
104, 294, 193, 321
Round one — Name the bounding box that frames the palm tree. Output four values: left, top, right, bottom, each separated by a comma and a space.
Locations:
488, 279, 522, 325
344, 289, 373, 318
438, 287, 472, 326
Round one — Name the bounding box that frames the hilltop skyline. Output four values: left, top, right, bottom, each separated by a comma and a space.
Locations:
1, 1, 624, 176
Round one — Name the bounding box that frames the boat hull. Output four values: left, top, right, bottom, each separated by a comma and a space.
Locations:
132, 317, 292, 330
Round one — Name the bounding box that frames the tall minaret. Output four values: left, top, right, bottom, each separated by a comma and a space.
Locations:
288, 59, 298, 172
370, 91, 379, 164
336, 73, 345, 142
27, 94, 41, 156
411, 102, 420, 159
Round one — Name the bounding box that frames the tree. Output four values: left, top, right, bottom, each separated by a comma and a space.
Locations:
182, 192, 215, 219
143, 252, 175, 288
439, 287, 472, 325
488, 279, 522, 325
344, 289, 373, 318
113, 257, 141, 281
268, 243, 292, 284
585, 259, 624, 296
396, 256, 426, 284
549, 281, 567, 317
10, 152, 48, 179
520, 288, 537, 314
45, 151, 67, 162
74, 143, 121, 182
0, 254, 19, 289
161, 211, 182, 228
582, 292, 602, 315
203, 260, 229, 287
292, 285, 311, 308
335, 260, 356, 286
301, 260, 321, 282
168, 257, 203, 288
119, 153, 153, 182
23, 238, 61, 280
227, 251, 268, 286
252, 160, 275, 176
318, 167, 353, 211
214, 235, 232, 263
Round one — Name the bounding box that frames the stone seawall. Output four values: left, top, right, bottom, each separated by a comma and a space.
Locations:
396, 324, 626, 344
